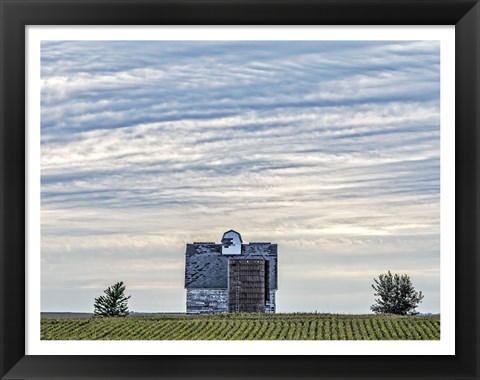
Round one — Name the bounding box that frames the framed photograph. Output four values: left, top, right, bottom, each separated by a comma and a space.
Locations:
1, 1, 479, 379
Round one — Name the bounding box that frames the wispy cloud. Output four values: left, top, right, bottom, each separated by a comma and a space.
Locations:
41, 40, 440, 313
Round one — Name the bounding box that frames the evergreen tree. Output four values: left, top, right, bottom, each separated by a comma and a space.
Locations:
370, 271, 424, 315
94, 281, 131, 317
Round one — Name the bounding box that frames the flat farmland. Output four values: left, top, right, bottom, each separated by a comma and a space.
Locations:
41, 313, 440, 340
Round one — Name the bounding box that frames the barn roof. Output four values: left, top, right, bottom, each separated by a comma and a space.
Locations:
184, 242, 278, 290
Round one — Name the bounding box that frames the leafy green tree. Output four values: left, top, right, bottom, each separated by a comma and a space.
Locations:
94, 281, 131, 317
370, 271, 424, 315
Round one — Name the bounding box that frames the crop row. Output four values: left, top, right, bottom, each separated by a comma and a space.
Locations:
41, 314, 440, 340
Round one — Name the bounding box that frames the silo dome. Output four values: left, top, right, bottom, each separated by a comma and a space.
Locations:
221, 230, 242, 255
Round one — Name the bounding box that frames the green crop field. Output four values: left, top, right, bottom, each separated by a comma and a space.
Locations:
41, 313, 440, 340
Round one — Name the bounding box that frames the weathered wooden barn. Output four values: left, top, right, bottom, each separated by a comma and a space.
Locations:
184, 230, 278, 314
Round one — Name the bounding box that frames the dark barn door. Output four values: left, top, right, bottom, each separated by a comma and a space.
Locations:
228, 259, 266, 312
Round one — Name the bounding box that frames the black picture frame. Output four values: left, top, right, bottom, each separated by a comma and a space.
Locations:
1, 0, 479, 379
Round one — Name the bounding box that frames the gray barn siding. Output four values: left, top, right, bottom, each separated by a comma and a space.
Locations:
265, 290, 276, 313
186, 289, 228, 314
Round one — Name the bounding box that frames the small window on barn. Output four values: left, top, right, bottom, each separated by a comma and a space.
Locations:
221, 230, 242, 255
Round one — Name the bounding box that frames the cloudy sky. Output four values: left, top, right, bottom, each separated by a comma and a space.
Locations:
41, 40, 440, 313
